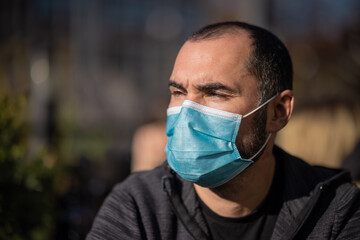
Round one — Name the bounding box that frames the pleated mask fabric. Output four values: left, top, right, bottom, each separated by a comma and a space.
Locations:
165, 97, 275, 188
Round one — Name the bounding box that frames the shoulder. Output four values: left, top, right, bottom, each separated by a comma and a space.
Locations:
274, 145, 356, 199
275, 144, 360, 214
86, 164, 173, 240
272, 146, 360, 238
334, 185, 360, 238
115, 163, 168, 192
107, 163, 172, 210
274, 145, 347, 184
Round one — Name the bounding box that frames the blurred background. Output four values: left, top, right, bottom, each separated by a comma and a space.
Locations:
1, 0, 360, 239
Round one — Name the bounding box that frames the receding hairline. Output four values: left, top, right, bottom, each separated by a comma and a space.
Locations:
188, 26, 254, 45
186, 27, 256, 82
186, 28, 255, 68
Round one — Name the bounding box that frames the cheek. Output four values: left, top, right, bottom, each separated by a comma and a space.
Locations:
206, 99, 246, 114
168, 96, 184, 108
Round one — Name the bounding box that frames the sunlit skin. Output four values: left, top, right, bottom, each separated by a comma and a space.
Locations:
168, 31, 294, 218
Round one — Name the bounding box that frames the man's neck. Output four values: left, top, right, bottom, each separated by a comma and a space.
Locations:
194, 147, 276, 218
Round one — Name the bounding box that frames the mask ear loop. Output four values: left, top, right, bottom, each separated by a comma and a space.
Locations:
245, 133, 272, 161
241, 95, 277, 160
243, 95, 277, 118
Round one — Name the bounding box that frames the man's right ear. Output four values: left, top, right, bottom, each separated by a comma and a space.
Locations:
267, 90, 294, 133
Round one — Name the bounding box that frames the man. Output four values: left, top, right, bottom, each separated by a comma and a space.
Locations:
87, 21, 360, 239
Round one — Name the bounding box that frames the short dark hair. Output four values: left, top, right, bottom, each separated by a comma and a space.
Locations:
188, 21, 293, 103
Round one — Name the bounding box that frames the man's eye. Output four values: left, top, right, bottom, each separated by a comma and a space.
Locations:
207, 91, 227, 98
171, 91, 185, 96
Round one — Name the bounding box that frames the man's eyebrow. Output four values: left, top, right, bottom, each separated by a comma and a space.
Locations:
168, 80, 186, 91
197, 82, 237, 93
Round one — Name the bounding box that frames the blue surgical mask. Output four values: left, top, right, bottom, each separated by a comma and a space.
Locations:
165, 96, 276, 188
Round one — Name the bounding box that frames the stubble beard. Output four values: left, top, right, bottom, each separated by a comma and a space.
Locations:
210, 106, 268, 195
236, 105, 268, 161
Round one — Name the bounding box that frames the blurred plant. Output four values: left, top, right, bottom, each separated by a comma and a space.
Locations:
0, 96, 64, 240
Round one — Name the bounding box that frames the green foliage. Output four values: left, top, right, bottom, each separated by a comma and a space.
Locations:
0, 97, 60, 240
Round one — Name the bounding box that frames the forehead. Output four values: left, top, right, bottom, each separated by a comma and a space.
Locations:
177, 34, 251, 72
171, 33, 255, 89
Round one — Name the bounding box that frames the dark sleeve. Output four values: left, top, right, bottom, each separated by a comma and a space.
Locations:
334, 186, 360, 239
86, 184, 145, 240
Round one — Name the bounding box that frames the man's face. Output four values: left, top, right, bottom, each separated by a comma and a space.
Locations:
168, 33, 268, 159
